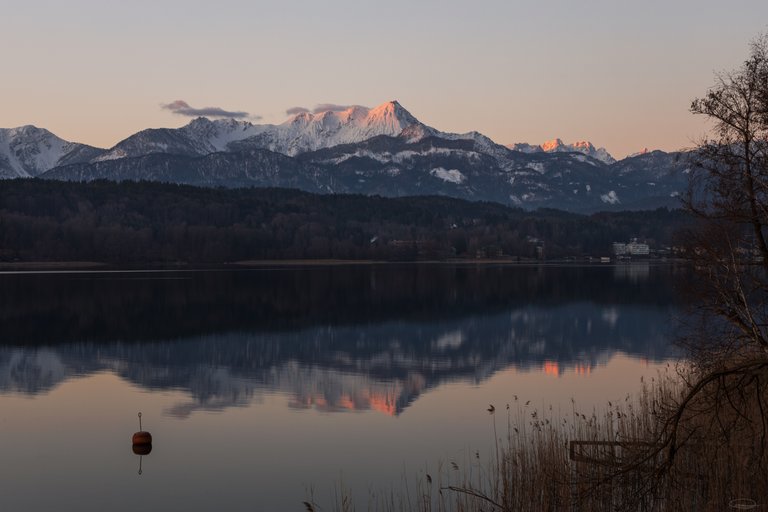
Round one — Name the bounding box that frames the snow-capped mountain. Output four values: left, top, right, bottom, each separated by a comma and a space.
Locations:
92, 118, 261, 162
0, 126, 104, 178
94, 101, 431, 161
45, 132, 689, 213
5, 100, 689, 213
508, 138, 616, 165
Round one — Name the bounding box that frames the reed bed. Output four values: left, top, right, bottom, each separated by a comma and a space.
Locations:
308, 361, 768, 511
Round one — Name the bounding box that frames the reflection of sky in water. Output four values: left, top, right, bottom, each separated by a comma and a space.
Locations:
0, 264, 683, 511
0, 355, 673, 512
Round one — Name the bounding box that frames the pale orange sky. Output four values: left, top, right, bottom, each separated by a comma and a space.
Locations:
2, 0, 767, 158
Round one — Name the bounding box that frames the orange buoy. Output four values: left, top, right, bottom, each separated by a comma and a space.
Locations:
132, 431, 152, 445
132, 412, 153, 446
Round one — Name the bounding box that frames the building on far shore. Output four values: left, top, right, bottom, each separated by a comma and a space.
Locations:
613, 238, 650, 258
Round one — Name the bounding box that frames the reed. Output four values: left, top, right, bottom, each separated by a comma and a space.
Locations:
311, 362, 768, 511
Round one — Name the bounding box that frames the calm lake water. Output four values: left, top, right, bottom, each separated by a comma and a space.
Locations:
0, 263, 683, 511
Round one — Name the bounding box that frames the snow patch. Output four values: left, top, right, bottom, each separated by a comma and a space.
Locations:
93, 149, 127, 162
600, 190, 620, 204
526, 162, 545, 173
430, 167, 466, 184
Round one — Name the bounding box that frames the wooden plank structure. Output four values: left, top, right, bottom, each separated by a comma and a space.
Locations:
569, 440, 660, 466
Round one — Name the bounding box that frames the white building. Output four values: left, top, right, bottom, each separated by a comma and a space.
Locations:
613, 238, 649, 257
627, 240, 650, 256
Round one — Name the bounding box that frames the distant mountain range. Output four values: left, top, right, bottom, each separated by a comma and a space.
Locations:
1, 101, 690, 213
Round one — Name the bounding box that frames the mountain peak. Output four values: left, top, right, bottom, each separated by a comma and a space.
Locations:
0, 125, 104, 178
366, 100, 419, 129
379, 100, 406, 114
6, 124, 49, 138
541, 138, 565, 152
571, 140, 596, 152
186, 117, 214, 127
517, 138, 615, 164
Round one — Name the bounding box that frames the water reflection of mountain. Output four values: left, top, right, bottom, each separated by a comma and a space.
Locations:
0, 299, 678, 416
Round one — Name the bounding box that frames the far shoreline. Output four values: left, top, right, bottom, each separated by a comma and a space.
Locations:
0, 258, 683, 273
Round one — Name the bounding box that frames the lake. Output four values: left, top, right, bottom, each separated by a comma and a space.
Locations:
0, 263, 683, 511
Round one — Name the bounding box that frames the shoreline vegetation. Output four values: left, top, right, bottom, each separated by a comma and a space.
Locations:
310, 362, 767, 512
0, 179, 688, 266
0, 258, 684, 272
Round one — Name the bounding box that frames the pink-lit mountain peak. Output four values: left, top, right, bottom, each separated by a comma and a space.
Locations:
571, 140, 597, 151
526, 138, 615, 164
541, 138, 565, 152
287, 100, 417, 131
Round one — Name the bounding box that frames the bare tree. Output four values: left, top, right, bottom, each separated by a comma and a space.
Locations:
553, 34, 768, 511
683, 34, 768, 360
622, 34, 768, 507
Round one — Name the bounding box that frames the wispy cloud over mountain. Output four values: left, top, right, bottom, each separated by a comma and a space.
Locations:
312, 103, 366, 114
285, 104, 368, 117
162, 100, 258, 120
286, 106, 310, 116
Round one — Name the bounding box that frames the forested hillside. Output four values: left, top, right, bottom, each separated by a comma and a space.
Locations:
0, 179, 689, 264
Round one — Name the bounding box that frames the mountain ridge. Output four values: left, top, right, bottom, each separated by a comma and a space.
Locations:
0, 125, 104, 178
507, 138, 616, 164
2, 100, 689, 213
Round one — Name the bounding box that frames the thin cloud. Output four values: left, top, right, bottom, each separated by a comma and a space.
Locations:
312, 103, 366, 114
162, 100, 258, 120
286, 106, 310, 116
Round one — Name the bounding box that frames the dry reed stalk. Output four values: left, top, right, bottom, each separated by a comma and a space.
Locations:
317, 362, 768, 511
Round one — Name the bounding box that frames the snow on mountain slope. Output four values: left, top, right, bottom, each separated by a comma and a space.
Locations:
229, 101, 429, 156
94, 101, 426, 161
93, 118, 268, 161
43, 130, 687, 214
92, 100, 513, 163
0, 126, 104, 178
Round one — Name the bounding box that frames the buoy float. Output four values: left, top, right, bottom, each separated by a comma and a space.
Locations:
132, 443, 152, 455
132, 412, 152, 476
132, 412, 153, 446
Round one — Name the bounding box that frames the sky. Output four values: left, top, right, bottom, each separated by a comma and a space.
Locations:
2, 0, 768, 158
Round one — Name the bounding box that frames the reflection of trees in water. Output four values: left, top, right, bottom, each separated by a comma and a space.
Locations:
0, 265, 684, 346
0, 299, 678, 416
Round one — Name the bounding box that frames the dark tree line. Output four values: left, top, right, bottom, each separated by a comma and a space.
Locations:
1, 264, 681, 346
0, 179, 689, 264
